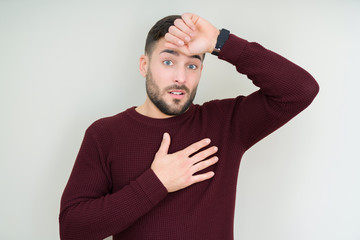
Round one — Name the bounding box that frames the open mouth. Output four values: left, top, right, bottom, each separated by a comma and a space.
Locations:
169, 91, 184, 95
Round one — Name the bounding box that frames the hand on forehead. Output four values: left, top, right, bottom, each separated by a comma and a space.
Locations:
163, 13, 219, 56
165, 13, 198, 47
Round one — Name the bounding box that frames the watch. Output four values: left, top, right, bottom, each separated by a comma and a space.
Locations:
211, 28, 230, 56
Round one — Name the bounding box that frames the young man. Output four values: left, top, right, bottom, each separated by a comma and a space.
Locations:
60, 13, 319, 240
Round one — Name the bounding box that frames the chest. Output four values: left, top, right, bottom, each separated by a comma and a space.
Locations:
106, 123, 227, 192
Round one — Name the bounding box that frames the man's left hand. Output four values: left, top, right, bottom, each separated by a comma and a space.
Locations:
164, 13, 220, 56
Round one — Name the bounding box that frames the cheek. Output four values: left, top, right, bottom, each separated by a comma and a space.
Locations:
189, 72, 201, 88
149, 63, 168, 80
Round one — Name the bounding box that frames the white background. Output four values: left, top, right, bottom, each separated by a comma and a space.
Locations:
1, 0, 359, 239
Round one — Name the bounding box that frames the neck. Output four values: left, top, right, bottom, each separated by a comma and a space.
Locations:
135, 98, 174, 119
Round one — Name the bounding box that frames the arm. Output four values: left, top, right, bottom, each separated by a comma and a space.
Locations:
60, 124, 218, 239
217, 35, 319, 149
165, 13, 319, 150
59, 123, 168, 240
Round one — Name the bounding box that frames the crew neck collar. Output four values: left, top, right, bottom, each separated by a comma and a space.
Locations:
125, 104, 197, 127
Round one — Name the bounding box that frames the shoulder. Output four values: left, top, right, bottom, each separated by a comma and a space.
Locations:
84, 107, 134, 144
200, 96, 246, 114
88, 108, 133, 131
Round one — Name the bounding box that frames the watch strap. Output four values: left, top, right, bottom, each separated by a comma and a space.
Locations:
212, 28, 230, 56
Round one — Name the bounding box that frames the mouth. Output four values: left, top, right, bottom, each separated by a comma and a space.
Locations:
168, 90, 185, 99
169, 91, 184, 95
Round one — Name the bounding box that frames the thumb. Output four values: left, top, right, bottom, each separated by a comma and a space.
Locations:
156, 132, 171, 156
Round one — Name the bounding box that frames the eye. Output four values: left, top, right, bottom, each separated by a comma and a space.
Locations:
163, 60, 173, 66
188, 64, 198, 70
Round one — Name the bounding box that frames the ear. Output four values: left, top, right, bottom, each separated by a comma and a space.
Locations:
139, 54, 149, 77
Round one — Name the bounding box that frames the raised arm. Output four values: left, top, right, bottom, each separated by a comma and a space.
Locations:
216, 34, 320, 150
165, 12, 319, 150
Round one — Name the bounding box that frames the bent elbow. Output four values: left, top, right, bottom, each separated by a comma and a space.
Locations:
301, 75, 320, 106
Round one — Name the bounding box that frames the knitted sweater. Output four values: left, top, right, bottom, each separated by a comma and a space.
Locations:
59, 34, 319, 240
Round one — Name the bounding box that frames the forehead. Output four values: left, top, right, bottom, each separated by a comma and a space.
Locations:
151, 38, 202, 61
151, 38, 170, 53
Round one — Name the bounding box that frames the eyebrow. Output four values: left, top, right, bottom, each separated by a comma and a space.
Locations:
160, 49, 202, 61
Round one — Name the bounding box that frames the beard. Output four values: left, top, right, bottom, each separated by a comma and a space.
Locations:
145, 70, 198, 116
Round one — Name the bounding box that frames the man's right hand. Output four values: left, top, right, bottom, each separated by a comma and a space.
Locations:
151, 132, 219, 192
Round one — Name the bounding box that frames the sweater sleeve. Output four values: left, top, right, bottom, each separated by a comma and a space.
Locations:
59, 122, 168, 240
217, 34, 319, 150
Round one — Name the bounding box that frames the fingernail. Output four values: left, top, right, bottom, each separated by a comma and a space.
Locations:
178, 40, 184, 45
206, 138, 211, 144
185, 36, 190, 42
213, 146, 218, 152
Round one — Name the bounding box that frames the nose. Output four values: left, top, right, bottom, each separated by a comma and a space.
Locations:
174, 67, 186, 84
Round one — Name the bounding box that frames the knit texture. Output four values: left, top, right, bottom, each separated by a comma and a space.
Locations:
59, 34, 319, 240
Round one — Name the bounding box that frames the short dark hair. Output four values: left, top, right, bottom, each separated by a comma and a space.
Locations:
145, 15, 181, 56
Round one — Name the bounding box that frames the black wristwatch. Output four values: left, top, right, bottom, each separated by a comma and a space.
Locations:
211, 28, 230, 56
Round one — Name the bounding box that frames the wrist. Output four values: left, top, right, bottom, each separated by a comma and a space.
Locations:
208, 29, 220, 53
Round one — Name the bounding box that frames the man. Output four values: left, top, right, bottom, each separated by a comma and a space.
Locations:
59, 13, 319, 240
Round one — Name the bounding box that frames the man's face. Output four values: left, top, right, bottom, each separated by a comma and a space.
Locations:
140, 38, 203, 117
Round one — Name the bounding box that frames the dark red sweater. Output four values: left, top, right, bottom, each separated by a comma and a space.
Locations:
60, 34, 319, 240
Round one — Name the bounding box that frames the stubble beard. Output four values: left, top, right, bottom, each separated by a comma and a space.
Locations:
145, 70, 197, 116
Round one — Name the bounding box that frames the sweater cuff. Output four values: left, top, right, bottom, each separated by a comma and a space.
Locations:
136, 169, 168, 206
218, 34, 248, 65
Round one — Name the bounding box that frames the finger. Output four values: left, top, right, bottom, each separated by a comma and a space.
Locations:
164, 42, 180, 50
168, 24, 191, 43
173, 19, 194, 39
182, 13, 198, 31
191, 156, 218, 173
183, 138, 211, 156
156, 132, 171, 156
164, 32, 185, 47
191, 146, 218, 164
191, 171, 215, 184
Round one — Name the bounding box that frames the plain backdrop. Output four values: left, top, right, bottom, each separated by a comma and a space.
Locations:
1, 0, 359, 239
